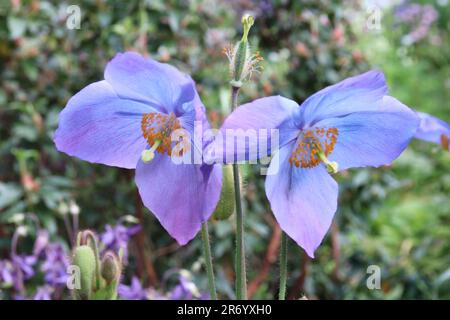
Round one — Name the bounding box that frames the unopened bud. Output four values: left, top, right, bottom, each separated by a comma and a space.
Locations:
72, 245, 96, 300
212, 165, 236, 220
225, 14, 263, 88
101, 251, 121, 285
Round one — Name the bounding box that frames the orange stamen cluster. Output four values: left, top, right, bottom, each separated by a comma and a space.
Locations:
289, 127, 338, 168
141, 112, 183, 156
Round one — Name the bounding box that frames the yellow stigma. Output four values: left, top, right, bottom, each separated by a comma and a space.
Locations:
141, 140, 161, 163
318, 152, 339, 174
289, 127, 339, 171
241, 14, 254, 42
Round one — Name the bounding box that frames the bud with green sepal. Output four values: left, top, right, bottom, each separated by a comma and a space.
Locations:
71, 230, 122, 300
72, 244, 97, 300
98, 250, 122, 300
213, 165, 236, 220
224, 14, 263, 88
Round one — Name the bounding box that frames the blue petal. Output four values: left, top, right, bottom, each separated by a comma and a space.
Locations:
205, 96, 300, 164
300, 70, 388, 126
54, 80, 155, 169
415, 111, 450, 150
314, 96, 419, 171
104, 52, 195, 114
135, 156, 222, 245
265, 143, 338, 258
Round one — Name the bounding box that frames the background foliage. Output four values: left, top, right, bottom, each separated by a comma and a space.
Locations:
0, 0, 448, 299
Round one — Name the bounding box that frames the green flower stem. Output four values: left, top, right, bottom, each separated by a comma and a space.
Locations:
279, 232, 288, 300
201, 222, 218, 300
231, 86, 247, 300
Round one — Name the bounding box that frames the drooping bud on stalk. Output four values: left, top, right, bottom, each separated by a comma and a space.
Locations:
225, 14, 263, 88
212, 165, 236, 220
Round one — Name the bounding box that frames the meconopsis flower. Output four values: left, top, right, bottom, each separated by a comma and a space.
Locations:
414, 111, 450, 151
210, 71, 419, 257
54, 52, 222, 244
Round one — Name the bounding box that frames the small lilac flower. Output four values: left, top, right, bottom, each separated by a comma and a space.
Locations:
41, 244, 69, 286
0, 259, 14, 285
212, 71, 419, 257
4, 254, 37, 292
414, 111, 450, 151
100, 224, 141, 263
54, 52, 222, 245
170, 272, 203, 300
32, 230, 49, 257
118, 277, 148, 300
33, 285, 54, 300
12, 255, 36, 281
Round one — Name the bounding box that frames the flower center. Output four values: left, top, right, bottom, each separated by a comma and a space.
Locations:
141, 112, 182, 156
289, 127, 339, 171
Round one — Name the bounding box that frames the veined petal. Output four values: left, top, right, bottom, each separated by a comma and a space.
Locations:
265, 143, 338, 258
135, 156, 222, 245
206, 96, 300, 164
415, 111, 450, 150
54, 80, 155, 169
315, 96, 419, 171
104, 52, 195, 114
300, 70, 388, 126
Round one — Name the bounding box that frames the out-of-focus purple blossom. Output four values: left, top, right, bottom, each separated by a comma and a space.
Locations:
100, 224, 140, 263
33, 285, 54, 300
12, 255, 36, 281
41, 244, 69, 286
257, 0, 273, 16
118, 277, 148, 300
0, 260, 14, 285
170, 271, 203, 300
2, 254, 37, 292
394, 3, 438, 45
33, 230, 49, 257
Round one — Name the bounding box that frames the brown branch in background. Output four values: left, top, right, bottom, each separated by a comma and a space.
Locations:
331, 221, 341, 281
288, 251, 309, 300
132, 186, 159, 287
154, 242, 180, 257
247, 220, 282, 299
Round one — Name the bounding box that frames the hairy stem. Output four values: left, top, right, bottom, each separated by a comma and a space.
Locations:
231, 86, 247, 299
278, 232, 288, 300
201, 222, 217, 300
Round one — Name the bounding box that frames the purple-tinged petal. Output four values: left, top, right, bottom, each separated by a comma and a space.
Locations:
33, 285, 53, 300
104, 52, 195, 114
135, 157, 222, 245
206, 96, 300, 163
300, 70, 388, 126
54, 80, 153, 169
314, 96, 419, 171
415, 111, 450, 150
265, 143, 338, 258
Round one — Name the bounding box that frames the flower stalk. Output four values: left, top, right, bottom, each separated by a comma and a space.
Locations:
231, 86, 247, 300
201, 222, 217, 300
278, 232, 288, 300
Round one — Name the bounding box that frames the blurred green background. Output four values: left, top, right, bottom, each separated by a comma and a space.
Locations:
0, 0, 449, 299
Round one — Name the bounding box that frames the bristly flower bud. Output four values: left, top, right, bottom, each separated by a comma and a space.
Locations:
224, 14, 263, 88
72, 245, 96, 300
101, 251, 121, 285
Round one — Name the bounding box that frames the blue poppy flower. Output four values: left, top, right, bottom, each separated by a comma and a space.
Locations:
212, 70, 419, 257
54, 52, 222, 245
